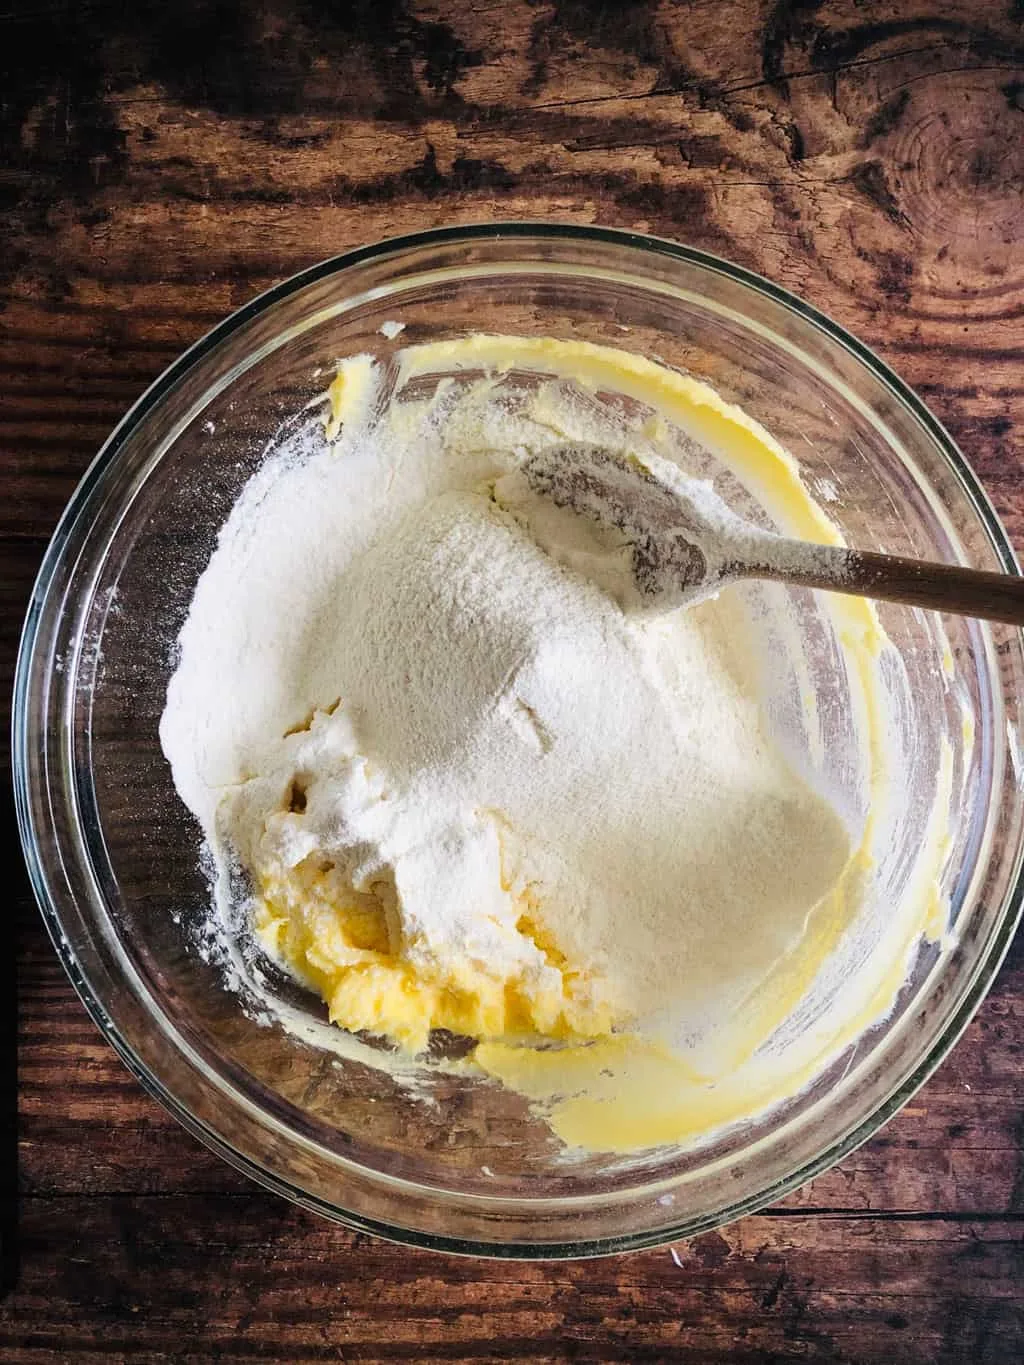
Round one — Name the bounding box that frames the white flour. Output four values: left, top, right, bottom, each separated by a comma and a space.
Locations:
160, 351, 853, 1051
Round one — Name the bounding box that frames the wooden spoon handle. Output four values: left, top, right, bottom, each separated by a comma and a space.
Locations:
745, 541, 1024, 626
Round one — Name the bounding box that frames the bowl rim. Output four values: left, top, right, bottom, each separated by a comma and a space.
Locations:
13, 220, 1024, 1259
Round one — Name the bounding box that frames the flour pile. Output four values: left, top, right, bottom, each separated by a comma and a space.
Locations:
160, 344, 853, 1073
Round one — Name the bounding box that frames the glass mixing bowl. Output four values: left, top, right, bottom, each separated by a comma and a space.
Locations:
14, 224, 1024, 1257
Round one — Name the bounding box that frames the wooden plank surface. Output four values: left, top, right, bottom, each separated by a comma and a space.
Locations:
2, 0, 1023, 1359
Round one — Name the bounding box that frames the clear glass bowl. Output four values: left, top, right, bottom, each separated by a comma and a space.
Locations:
14, 224, 1024, 1258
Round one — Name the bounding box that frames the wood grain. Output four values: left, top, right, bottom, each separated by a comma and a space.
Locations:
2, 0, 1023, 1360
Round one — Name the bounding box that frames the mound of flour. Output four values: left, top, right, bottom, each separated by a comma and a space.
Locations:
160, 358, 851, 1041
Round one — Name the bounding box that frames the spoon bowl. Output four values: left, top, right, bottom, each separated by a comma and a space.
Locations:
521, 443, 1024, 625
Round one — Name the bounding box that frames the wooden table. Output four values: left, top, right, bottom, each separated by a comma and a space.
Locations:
3, 1, 1023, 1359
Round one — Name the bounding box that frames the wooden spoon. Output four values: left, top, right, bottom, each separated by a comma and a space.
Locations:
520, 443, 1024, 626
